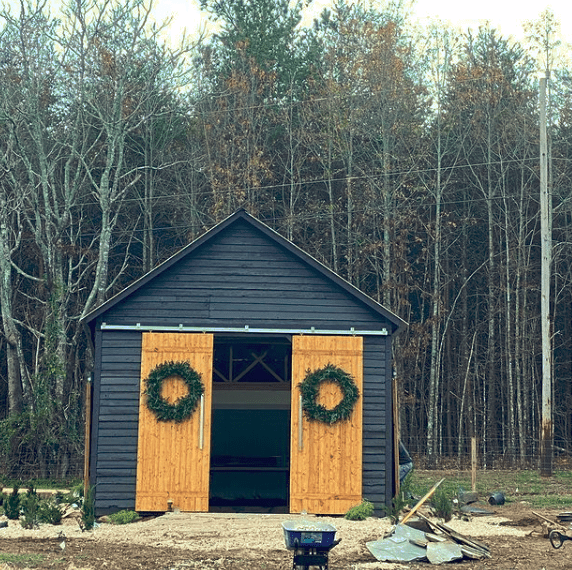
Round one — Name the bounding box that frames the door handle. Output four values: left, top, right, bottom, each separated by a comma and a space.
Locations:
298, 394, 303, 451
199, 394, 205, 450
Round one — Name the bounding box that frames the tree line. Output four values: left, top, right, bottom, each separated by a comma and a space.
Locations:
0, 0, 570, 477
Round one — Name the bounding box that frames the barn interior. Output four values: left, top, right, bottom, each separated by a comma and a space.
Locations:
209, 336, 291, 512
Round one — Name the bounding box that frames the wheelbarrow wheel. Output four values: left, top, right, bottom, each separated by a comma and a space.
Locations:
550, 530, 565, 549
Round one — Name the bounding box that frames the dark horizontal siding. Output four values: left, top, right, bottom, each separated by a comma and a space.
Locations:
101, 221, 390, 331
362, 335, 391, 511
93, 330, 141, 516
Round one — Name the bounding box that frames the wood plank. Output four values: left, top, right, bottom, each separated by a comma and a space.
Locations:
135, 332, 213, 512
290, 336, 363, 515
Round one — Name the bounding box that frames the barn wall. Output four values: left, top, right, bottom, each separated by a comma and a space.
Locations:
363, 335, 393, 510
92, 330, 141, 514
91, 218, 395, 515
101, 220, 391, 331
92, 330, 393, 515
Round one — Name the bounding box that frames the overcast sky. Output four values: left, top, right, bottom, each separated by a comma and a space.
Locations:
145, 0, 572, 46
2, 0, 570, 49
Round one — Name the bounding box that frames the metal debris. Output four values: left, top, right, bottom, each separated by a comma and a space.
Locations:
366, 524, 428, 563
426, 541, 463, 564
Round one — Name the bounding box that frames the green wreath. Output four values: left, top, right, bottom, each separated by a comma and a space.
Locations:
299, 363, 360, 425
144, 360, 204, 423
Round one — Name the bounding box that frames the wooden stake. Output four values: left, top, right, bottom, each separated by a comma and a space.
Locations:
393, 375, 400, 496
471, 437, 477, 492
83, 377, 92, 495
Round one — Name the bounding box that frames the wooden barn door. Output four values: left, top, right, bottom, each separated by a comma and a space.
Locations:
290, 335, 363, 514
136, 332, 213, 512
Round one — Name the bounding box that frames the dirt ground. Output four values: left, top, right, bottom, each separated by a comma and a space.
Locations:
0, 501, 570, 569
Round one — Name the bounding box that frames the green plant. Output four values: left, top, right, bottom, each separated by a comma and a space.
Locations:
108, 509, 140, 525
430, 486, 453, 522
20, 490, 40, 529
4, 487, 20, 520
58, 482, 84, 507
381, 471, 416, 524
382, 491, 409, 524
345, 499, 375, 520
81, 486, 95, 531
38, 498, 63, 525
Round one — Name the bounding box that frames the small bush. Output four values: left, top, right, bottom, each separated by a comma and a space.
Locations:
430, 486, 453, 522
381, 470, 416, 524
382, 492, 409, 524
4, 487, 20, 520
20, 491, 40, 529
81, 486, 95, 531
345, 500, 375, 520
108, 510, 140, 525
38, 499, 63, 525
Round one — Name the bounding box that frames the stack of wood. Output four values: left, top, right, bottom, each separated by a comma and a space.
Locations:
368, 478, 491, 564
415, 513, 492, 561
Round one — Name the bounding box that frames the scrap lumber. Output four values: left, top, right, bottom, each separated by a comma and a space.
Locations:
532, 510, 567, 530
401, 478, 445, 525
425, 533, 447, 543
415, 513, 491, 559
460, 545, 488, 560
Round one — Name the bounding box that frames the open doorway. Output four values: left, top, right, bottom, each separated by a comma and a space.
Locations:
209, 336, 291, 512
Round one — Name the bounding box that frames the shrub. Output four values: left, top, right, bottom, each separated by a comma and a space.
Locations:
345, 500, 375, 520
20, 490, 40, 529
38, 499, 63, 525
59, 484, 83, 507
4, 487, 20, 520
382, 491, 409, 524
430, 486, 453, 522
108, 510, 140, 525
381, 470, 416, 524
81, 486, 95, 531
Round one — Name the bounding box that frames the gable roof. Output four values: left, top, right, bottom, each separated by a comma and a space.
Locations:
83, 209, 406, 333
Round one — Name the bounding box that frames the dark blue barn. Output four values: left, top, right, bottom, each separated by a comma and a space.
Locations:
83, 209, 405, 515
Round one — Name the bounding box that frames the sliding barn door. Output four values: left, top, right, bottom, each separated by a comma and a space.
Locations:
136, 332, 213, 512
290, 335, 363, 514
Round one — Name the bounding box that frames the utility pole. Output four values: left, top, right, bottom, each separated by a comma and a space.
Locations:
539, 74, 553, 477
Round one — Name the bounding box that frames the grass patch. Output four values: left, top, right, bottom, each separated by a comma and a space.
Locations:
0, 553, 45, 566
0, 478, 80, 491
410, 469, 572, 509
